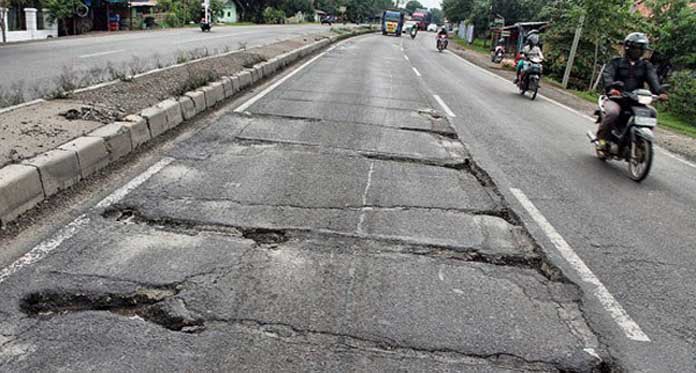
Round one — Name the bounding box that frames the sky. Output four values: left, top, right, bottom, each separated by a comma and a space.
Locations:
400, 0, 442, 10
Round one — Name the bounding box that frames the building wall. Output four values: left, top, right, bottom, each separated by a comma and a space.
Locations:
220, 1, 238, 23
1, 8, 58, 42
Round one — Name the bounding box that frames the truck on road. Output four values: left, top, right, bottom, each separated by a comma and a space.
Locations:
411, 9, 432, 31
382, 10, 404, 36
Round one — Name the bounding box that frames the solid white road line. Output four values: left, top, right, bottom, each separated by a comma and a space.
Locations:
510, 188, 651, 342
0, 157, 175, 286
445, 49, 696, 171
95, 157, 175, 208
433, 94, 456, 117
234, 48, 329, 113
412, 67, 421, 77
79, 49, 125, 58
0, 215, 89, 285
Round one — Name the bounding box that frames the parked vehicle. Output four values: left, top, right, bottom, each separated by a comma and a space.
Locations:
586, 87, 666, 182
382, 10, 404, 36
517, 58, 542, 100
402, 20, 418, 33
436, 33, 448, 52
321, 15, 336, 25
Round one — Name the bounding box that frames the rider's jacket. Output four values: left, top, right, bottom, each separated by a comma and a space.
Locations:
602, 57, 663, 94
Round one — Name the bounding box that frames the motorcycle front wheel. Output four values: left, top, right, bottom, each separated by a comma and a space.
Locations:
628, 137, 653, 182
530, 80, 539, 100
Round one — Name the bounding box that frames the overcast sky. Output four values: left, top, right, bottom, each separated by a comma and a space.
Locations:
413, 0, 442, 10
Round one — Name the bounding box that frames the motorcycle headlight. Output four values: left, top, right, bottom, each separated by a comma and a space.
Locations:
633, 116, 657, 127
637, 95, 653, 105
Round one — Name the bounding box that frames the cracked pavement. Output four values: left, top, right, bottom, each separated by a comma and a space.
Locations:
1, 36, 612, 372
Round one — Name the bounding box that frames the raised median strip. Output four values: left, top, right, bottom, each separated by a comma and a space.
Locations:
0, 27, 375, 226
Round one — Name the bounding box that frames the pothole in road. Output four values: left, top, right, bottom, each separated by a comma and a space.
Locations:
20, 288, 205, 333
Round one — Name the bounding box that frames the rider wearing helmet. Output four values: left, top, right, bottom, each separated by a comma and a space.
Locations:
597, 32, 667, 147
514, 31, 544, 84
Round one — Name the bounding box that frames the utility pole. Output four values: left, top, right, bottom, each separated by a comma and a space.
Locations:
562, 14, 585, 89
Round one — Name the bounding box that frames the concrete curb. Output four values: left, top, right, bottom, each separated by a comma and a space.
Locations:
0, 27, 375, 226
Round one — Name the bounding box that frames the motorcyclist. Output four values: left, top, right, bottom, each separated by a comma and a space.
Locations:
597, 32, 667, 148
514, 32, 543, 84
436, 27, 448, 48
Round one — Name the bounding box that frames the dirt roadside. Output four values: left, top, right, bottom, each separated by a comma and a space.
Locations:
448, 42, 696, 162
0, 31, 342, 168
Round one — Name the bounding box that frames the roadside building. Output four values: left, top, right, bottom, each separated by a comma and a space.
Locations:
1, 3, 58, 42
220, 0, 239, 23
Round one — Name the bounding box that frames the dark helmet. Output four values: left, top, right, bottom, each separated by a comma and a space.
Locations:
527, 33, 540, 46
624, 32, 650, 60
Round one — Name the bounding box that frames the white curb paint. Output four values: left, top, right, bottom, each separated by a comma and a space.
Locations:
510, 187, 651, 342
433, 94, 456, 117
0, 157, 175, 286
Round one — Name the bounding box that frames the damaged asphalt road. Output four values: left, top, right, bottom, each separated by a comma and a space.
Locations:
1, 36, 612, 372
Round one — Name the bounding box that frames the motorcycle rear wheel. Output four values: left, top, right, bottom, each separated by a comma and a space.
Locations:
628, 138, 653, 182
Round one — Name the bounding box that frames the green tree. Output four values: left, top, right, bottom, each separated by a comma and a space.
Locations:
442, 0, 474, 23
645, 0, 696, 69
430, 7, 443, 24
43, 0, 83, 34
405, 0, 423, 13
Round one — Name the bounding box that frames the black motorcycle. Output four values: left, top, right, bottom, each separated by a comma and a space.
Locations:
517, 60, 542, 100
586, 87, 665, 182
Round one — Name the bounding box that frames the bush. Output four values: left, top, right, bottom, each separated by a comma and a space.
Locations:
666, 70, 696, 123
262, 7, 285, 24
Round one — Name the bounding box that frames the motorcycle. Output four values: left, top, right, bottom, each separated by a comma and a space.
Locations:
517, 57, 542, 100
200, 19, 212, 32
491, 45, 504, 63
436, 34, 448, 52
410, 26, 417, 40
586, 86, 665, 182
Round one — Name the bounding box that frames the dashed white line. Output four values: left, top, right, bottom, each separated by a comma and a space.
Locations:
0, 157, 175, 286
510, 188, 651, 342
445, 49, 695, 171
433, 94, 456, 117
79, 49, 125, 58
404, 55, 410, 61
412, 67, 421, 77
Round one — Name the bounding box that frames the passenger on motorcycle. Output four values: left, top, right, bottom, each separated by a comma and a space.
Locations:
597, 32, 668, 149
514, 33, 543, 84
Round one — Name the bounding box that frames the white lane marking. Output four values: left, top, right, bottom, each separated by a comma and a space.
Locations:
79, 49, 125, 58
0, 215, 90, 285
433, 94, 456, 117
0, 157, 175, 285
412, 67, 421, 77
438, 267, 445, 281
510, 188, 651, 342
659, 148, 696, 170
95, 157, 175, 209
234, 48, 328, 113
445, 49, 695, 171
357, 161, 376, 234
404, 55, 409, 61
